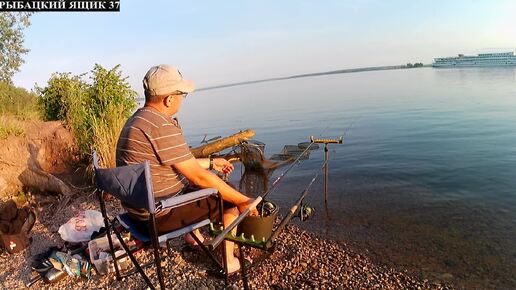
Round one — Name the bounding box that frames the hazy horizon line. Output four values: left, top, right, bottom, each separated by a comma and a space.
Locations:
196, 63, 430, 92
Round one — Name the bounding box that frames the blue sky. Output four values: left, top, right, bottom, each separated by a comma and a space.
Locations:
12, 0, 516, 95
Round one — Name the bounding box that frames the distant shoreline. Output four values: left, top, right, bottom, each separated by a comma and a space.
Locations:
198, 64, 431, 91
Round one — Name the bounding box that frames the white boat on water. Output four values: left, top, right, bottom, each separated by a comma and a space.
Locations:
433, 52, 516, 67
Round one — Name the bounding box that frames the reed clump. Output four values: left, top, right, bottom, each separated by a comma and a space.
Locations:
37, 64, 137, 168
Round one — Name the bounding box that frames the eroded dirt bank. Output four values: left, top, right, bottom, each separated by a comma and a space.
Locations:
0, 116, 81, 198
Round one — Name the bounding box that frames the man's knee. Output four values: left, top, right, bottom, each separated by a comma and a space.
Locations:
224, 206, 239, 218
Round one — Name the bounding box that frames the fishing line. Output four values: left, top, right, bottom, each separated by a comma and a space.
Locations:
341, 115, 361, 140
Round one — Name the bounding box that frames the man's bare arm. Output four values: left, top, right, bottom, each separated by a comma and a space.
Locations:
197, 158, 210, 169
174, 158, 256, 214
196, 157, 234, 174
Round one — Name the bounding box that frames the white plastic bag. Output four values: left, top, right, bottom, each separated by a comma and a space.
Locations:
58, 210, 104, 242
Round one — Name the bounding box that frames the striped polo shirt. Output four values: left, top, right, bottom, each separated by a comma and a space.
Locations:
116, 106, 194, 218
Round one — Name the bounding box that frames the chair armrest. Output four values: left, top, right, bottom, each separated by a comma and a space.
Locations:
157, 188, 218, 210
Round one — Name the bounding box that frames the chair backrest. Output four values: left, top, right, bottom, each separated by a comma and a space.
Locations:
93, 151, 156, 214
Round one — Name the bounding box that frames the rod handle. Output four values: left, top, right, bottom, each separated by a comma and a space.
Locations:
209, 196, 263, 250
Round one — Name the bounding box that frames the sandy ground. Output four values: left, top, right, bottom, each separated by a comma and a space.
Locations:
0, 191, 454, 290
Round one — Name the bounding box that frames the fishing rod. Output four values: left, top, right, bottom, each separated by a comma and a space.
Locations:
264, 161, 325, 249
210, 135, 344, 250
265, 136, 344, 249
256, 123, 332, 200
262, 139, 316, 199
266, 136, 343, 249
210, 139, 317, 250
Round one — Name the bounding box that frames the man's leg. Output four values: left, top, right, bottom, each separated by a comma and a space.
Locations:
223, 207, 241, 274
153, 198, 242, 272
185, 207, 241, 273
184, 229, 204, 245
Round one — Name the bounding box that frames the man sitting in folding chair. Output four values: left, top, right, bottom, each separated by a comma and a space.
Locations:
116, 64, 258, 275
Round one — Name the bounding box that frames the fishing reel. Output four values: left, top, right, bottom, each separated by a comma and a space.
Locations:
299, 204, 315, 221
261, 201, 277, 217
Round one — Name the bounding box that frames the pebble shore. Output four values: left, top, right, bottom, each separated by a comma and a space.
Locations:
0, 192, 454, 289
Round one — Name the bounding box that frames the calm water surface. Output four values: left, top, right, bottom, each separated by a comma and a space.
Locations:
178, 67, 516, 289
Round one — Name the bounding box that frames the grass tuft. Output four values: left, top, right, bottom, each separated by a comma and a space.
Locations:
0, 81, 39, 119
0, 123, 25, 139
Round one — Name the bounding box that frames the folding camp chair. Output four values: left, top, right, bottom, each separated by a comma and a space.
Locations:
92, 151, 229, 290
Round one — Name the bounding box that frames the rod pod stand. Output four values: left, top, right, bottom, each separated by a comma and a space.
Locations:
210, 136, 343, 250
210, 137, 318, 250
309, 136, 343, 206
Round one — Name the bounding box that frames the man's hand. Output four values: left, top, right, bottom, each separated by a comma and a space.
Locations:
212, 158, 234, 175
238, 198, 259, 216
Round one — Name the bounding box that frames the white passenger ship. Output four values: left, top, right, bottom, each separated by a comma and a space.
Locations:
433, 52, 516, 67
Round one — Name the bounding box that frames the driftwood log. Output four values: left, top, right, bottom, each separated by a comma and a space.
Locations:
191, 129, 255, 158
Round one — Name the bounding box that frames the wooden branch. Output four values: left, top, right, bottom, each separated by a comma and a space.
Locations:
191, 129, 255, 158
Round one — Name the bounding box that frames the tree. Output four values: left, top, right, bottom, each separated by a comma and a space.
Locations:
0, 12, 32, 84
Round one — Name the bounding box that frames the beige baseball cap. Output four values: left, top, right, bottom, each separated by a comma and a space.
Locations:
143, 64, 195, 96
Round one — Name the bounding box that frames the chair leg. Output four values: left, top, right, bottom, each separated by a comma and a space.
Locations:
106, 222, 122, 280
191, 232, 223, 270
150, 214, 166, 290
98, 191, 122, 280
112, 224, 156, 290
218, 195, 229, 286
98, 191, 156, 289
239, 245, 250, 290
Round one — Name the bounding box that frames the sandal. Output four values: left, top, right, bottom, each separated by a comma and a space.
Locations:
31, 258, 53, 273
31, 247, 60, 273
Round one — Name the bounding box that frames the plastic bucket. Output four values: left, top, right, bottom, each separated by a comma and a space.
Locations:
237, 201, 279, 241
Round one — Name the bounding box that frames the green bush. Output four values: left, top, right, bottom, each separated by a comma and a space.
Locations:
37, 64, 137, 167
0, 81, 38, 118
37, 72, 88, 121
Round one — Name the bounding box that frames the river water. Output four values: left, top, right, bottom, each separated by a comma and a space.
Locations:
177, 67, 516, 289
